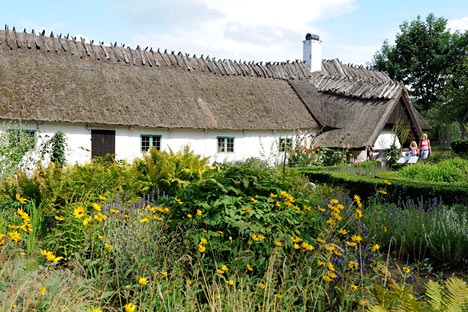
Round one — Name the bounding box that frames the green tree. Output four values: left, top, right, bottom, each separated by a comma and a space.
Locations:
370, 13, 468, 114
436, 57, 468, 139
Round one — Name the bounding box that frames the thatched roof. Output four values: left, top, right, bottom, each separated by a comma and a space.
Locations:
290, 60, 426, 148
0, 26, 429, 147
0, 26, 316, 130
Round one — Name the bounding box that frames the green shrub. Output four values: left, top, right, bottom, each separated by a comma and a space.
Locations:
397, 158, 468, 183
135, 145, 210, 196
451, 139, 468, 155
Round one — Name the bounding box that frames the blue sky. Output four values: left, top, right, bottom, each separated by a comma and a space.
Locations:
1, 0, 467, 65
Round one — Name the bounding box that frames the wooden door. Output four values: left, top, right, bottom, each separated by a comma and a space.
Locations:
91, 130, 115, 161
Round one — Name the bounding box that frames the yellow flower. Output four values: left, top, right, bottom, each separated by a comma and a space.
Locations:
97, 212, 107, 220
216, 230, 223, 235
98, 195, 107, 201
54, 215, 64, 221
259, 283, 266, 289
175, 196, 183, 205
330, 199, 339, 205
92, 309, 103, 312
346, 241, 357, 247
327, 262, 335, 271
226, 280, 234, 286
138, 277, 148, 285
92, 203, 102, 211
275, 201, 281, 207
187, 213, 192, 218
110, 209, 119, 214
384, 179, 391, 185
379, 190, 387, 195
215, 294, 220, 299
124, 303, 136, 312
371, 244, 380, 252
104, 243, 114, 250
349, 284, 358, 292
8, 231, 21, 243
304, 205, 311, 210
317, 237, 325, 244
291, 236, 303, 243
251, 197, 258, 204
246, 264, 253, 271
229, 236, 233, 244
348, 261, 358, 270
354, 209, 363, 219
339, 228, 348, 235
217, 269, 225, 274
98, 235, 104, 239
317, 260, 325, 267
333, 250, 342, 256
328, 271, 337, 279
354, 194, 361, 203
221, 265, 228, 271
301, 242, 315, 251
269, 193, 277, 198
276, 294, 283, 299
16, 193, 27, 204
160, 271, 168, 278
73, 207, 85, 219
293, 243, 300, 249
154, 216, 163, 221
317, 205, 325, 212
196, 209, 203, 216
124, 214, 129, 218
40, 286, 46, 296
295, 229, 301, 235
322, 275, 332, 282
382, 225, 387, 232
336, 204, 344, 210
325, 245, 335, 251
83, 216, 91, 226
140, 218, 149, 223
326, 218, 336, 227
274, 241, 283, 247
200, 238, 208, 244
198, 244, 206, 253
351, 235, 362, 244
403, 266, 410, 274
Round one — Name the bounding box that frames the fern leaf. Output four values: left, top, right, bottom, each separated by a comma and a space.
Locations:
443, 277, 468, 312
426, 280, 443, 311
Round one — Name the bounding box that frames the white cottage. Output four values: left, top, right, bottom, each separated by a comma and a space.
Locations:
0, 27, 429, 164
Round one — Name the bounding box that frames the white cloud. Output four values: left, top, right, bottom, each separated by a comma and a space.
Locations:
447, 17, 468, 32
116, 0, 357, 62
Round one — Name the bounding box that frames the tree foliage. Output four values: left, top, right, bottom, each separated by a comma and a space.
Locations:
370, 13, 468, 114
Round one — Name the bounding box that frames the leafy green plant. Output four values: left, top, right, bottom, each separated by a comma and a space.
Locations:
136, 145, 210, 196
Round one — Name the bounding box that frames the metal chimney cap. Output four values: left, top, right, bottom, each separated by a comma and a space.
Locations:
305, 33, 320, 41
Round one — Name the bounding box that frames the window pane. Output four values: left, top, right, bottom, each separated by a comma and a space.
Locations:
227, 138, 234, 152
141, 135, 150, 151
218, 138, 225, 152
152, 136, 161, 150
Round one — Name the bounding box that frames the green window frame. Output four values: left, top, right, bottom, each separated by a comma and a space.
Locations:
279, 138, 293, 152
7, 129, 37, 149
217, 136, 234, 153
141, 135, 161, 152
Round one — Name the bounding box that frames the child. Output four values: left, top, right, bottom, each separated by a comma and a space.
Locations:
410, 141, 419, 156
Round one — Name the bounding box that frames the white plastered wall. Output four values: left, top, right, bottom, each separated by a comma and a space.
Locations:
3, 121, 311, 165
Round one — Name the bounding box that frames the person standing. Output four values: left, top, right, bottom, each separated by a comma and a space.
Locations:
419, 134, 431, 159
410, 141, 419, 156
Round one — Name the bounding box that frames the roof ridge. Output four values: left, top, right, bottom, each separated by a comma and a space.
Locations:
0, 24, 312, 81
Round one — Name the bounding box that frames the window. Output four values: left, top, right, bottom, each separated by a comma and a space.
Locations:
217, 137, 234, 153
279, 138, 293, 152
141, 135, 161, 152
8, 129, 36, 149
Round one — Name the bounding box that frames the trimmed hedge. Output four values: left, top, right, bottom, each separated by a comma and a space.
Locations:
452, 140, 468, 154
297, 166, 468, 205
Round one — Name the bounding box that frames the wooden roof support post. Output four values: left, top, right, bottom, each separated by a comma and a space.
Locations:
13, 27, 21, 49
41, 30, 50, 52
4, 25, 13, 49
99, 41, 109, 60
24, 28, 31, 49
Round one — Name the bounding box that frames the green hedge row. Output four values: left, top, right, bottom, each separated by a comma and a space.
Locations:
297, 167, 468, 205
452, 140, 468, 154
